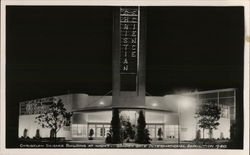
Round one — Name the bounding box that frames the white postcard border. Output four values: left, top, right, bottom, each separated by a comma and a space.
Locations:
1, 0, 249, 155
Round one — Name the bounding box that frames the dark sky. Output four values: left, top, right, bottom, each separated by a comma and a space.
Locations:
6, 6, 244, 147
146, 7, 244, 95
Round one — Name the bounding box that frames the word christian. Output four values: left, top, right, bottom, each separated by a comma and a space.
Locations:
120, 7, 139, 73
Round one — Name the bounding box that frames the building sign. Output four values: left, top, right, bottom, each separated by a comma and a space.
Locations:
20, 97, 56, 115
120, 7, 139, 73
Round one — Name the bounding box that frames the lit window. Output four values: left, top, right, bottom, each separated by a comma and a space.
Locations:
72, 124, 84, 137
165, 125, 178, 139
221, 107, 229, 118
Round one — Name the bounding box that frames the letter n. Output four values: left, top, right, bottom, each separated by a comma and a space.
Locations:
123, 65, 128, 71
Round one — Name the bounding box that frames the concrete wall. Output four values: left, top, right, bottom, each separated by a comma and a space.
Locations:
72, 94, 89, 110
87, 111, 112, 123
73, 111, 112, 124
145, 110, 178, 124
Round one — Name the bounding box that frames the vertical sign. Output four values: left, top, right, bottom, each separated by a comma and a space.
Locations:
120, 7, 139, 74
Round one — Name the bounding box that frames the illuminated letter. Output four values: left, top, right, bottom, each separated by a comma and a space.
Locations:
132, 45, 136, 50
123, 38, 128, 43
131, 38, 137, 44
131, 51, 136, 57
123, 58, 128, 64
123, 44, 129, 50
132, 31, 136, 37
133, 24, 136, 30
123, 65, 128, 71
124, 30, 128, 36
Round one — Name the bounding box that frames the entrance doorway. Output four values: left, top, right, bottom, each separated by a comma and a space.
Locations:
120, 110, 139, 125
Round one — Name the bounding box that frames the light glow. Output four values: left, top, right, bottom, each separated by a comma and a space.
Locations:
99, 101, 104, 105
152, 103, 158, 107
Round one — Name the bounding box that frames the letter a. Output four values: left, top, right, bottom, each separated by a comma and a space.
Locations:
123, 58, 128, 64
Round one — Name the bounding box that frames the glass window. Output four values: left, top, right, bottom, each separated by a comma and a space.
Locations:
77, 125, 83, 135
82, 125, 87, 137
72, 124, 84, 137
221, 107, 229, 118
96, 128, 102, 137
199, 93, 218, 99
100, 127, 105, 137
72, 124, 78, 136
165, 125, 178, 139
87, 123, 112, 138
201, 98, 218, 104
95, 127, 106, 137
104, 127, 110, 137
219, 98, 234, 106
89, 124, 95, 129
219, 91, 234, 97
104, 125, 110, 128
148, 127, 155, 138
230, 107, 235, 120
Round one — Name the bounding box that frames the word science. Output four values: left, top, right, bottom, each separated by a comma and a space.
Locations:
120, 7, 139, 74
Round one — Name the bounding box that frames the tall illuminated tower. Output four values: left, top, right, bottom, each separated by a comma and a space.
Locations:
112, 7, 146, 108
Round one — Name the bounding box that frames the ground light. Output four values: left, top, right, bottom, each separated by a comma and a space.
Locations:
176, 94, 198, 146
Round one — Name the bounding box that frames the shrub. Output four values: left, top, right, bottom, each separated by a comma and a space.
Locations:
105, 132, 112, 143
34, 129, 41, 139
89, 128, 94, 140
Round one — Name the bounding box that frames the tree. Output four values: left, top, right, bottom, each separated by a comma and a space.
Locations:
195, 129, 201, 140
136, 110, 151, 144
105, 132, 112, 143
144, 129, 151, 144
34, 129, 41, 139
110, 108, 121, 143
195, 101, 221, 140
89, 128, 94, 140
126, 122, 135, 140
120, 115, 135, 142
21, 128, 30, 139
35, 99, 72, 142
157, 128, 163, 140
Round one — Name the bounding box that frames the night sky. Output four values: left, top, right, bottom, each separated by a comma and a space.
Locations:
6, 6, 244, 147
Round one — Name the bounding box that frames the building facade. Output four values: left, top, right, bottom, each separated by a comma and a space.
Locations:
18, 88, 236, 142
